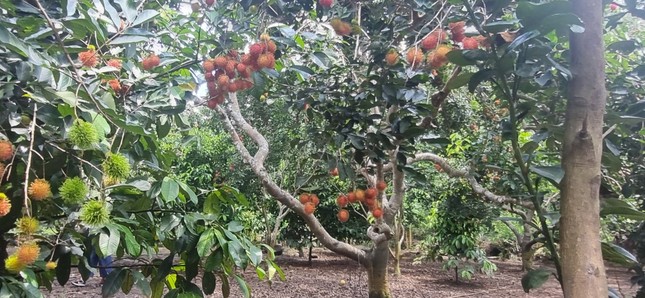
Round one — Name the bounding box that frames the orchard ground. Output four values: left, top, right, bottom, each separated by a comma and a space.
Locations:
45, 248, 636, 298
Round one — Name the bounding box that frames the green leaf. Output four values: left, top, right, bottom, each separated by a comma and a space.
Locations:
161, 177, 180, 202
521, 268, 551, 293
529, 165, 563, 184
132, 10, 159, 26
601, 198, 645, 220
55, 251, 72, 286
99, 226, 120, 257
505, 30, 540, 54
205, 249, 223, 272
446, 71, 474, 90
121, 226, 142, 256
468, 69, 494, 93
121, 269, 134, 294
202, 271, 217, 295
483, 20, 520, 33
102, 0, 121, 29
602, 242, 638, 267
220, 273, 230, 298
197, 229, 217, 258
150, 278, 165, 298
234, 275, 251, 298
132, 270, 151, 297
102, 269, 126, 298
110, 35, 149, 45
607, 40, 637, 54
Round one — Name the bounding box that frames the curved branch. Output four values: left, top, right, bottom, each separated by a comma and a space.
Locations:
367, 223, 393, 246
384, 153, 533, 209
216, 98, 367, 265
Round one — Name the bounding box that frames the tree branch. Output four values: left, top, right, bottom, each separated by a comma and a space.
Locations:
216, 96, 367, 265
384, 153, 533, 209
384, 147, 405, 224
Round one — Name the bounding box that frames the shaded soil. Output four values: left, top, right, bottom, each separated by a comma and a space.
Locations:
46, 248, 637, 297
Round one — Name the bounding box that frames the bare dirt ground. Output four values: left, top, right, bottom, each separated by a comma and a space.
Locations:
45, 247, 637, 298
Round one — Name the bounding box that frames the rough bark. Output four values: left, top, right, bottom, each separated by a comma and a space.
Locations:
367, 242, 391, 298
560, 0, 608, 295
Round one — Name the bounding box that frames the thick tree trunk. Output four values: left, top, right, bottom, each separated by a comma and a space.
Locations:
560, 0, 608, 295
520, 212, 535, 271
367, 242, 391, 298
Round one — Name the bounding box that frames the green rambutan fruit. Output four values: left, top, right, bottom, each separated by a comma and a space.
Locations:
79, 200, 110, 227
68, 120, 99, 149
102, 153, 131, 181
16, 216, 39, 235
59, 177, 88, 205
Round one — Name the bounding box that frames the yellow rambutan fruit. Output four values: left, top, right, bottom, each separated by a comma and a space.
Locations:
16, 242, 40, 265
0, 193, 11, 217
46, 261, 57, 270
4, 255, 25, 273
16, 216, 39, 235
29, 179, 52, 201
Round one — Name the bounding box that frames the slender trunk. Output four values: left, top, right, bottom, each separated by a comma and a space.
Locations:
366, 242, 391, 298
520, 212, 534, 271
561, 0, 608, 295
392, 209, 403, 277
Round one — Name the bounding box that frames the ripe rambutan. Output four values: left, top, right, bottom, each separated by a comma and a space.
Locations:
203, 60, 215, 72
406, 47, 424, 68
421, 34, 439, 50
462, 37, 479, 50
347, 192, 357, 203
225, 60, 237, 74
249, 43, 263, 57
80, 200, 110, 227
0, 140, 14, 161
319, 0, 333, 8
207, 99, 219, 109
102, 152, 131, 181
256, 54, 271, 69
332, 20, 352, 36
266, 40, 277, 53
78, 49, 98, 67
16, 242, 39, 265
329, 167, 339, 176
304, 202, 316, 214
16, 216, 39, 235
299, 193, 311, 204
336, 195, 348, 207
68, 119, 99, 149
435, 45, 452, 61
228, 81, 239, 93
205, 0, 215, 6
217, 74, 230, 87
142, 53, 160, 70
365, 188, 377, 199
427, 52, 446, 69
354, 189, 365, 202
376, 181, 387, 191
372, 208, 383, 218
310, 194, 320, 206
385, 50, 399, 66
29, 179, 52, 201
59, 177, 88, 205
108, 79, 121, 93
106, 59, 122, 70
337, 209, 349, 222
213, 56, 227, 68
0, 193, 11, 217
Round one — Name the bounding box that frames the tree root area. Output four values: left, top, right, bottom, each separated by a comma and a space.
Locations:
45, 248, 635, 297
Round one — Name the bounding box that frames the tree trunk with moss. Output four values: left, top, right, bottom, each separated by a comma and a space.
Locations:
367, 242, 391, 298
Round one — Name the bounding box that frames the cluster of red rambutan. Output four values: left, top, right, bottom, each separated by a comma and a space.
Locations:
299, 193, 321, 215
203, 34, 277, 109
335, 181, 387, 222
399, 21, 491, 70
